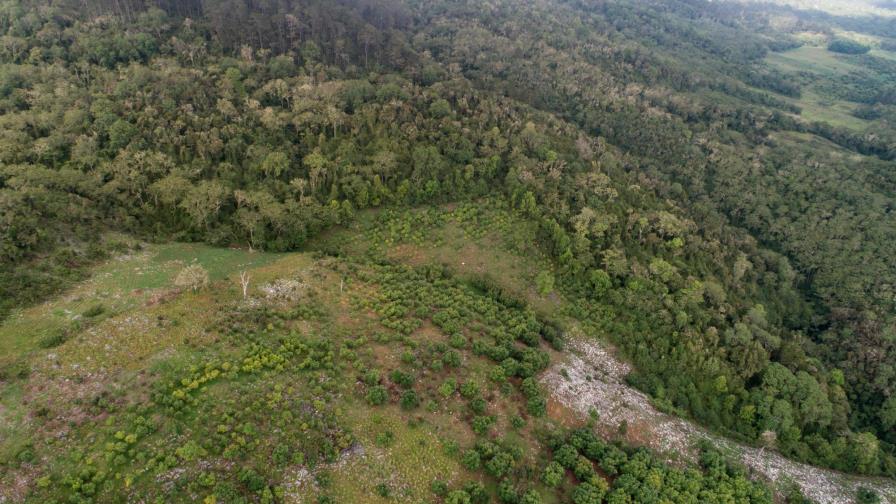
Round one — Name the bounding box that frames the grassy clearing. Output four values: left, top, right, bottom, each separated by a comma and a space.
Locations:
0, 243, 279, 363
309, 200, 560, 314
764, 46, 874, 130
2, 211, 569, 503
756, 0, 896, 17
0, 242, 285, 501
0, 381, 27, 461
286, 406, 468, 503
872, 49, 896, 62
790, 31, 827, 46
787, 89, 867, 130
769, 130, 874, 162
832, 30, 884, 48
766, 46, 864, 76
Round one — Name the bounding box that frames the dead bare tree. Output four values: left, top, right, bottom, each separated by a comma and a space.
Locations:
239, 271, 251, 299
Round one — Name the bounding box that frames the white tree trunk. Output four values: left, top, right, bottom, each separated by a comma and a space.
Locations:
239, 271, 251, 299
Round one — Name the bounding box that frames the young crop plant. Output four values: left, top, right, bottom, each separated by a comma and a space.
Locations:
471, 415, 496, 435
439, 378, 457, 398
400, 390, 420, 410
542, 461, 565, 487
366, 385, 389, 406
462, 449, 482, 471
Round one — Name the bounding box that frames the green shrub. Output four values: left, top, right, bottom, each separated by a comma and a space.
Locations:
176, 440, 207, 461
527, 396, 547, 417
469, 398, 487, 415
555, 444, 579, 468
400, 390, 419, 409
828, 38, 870, 54
362, 369, 380, 386
431, 479, 449, 496
460, 381, 480, 399
272, 444, 291, 467
366, 385, 389, 406
462, 449, 481, 470
390, 369, 414, 388
38, 328, 68, 349
485, 451, 515, 478
857, 487, 881, 504
573, 455, 596, 481
442, 349, 462, 367
376, 431, 394, 447
471, 415, 495, 435
521, 489, 543, 504
82, 303, 105, 318
463, 481, 489, 503
543, 461, 564, 487
571, 481, 607, 504
439, 379, 456, 398
0, 360, 30, 381
238, 468, 266, 492
445, 490, 471, 504
498, 479, 519, 503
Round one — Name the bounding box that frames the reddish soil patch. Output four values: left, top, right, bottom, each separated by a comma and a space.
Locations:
388, 244, 427, 266
547, 396, 584, 428
145, 288, 181, 307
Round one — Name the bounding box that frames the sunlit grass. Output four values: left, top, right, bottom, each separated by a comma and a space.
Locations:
0, 243, 279, 362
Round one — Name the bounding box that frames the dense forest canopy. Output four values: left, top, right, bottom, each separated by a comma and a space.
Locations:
1, 0, 896, 500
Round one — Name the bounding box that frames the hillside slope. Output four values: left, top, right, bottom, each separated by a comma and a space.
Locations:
1, 0, 895, 502
0, 208, 887, 503
544, 338, 896, 504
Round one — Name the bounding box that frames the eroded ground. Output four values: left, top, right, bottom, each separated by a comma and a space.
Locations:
542, 336, 896, 504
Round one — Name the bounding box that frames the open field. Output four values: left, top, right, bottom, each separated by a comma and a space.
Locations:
786, 90, 867, 130
0, 204, 564, 503
764, 45, 886, 130
743, 0, 896, 17
766, 46, 866, 76
0, 243, 280, 363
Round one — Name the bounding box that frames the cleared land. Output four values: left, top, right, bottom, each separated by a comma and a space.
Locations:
2, 204, 891, 502
765, 46, 871, 130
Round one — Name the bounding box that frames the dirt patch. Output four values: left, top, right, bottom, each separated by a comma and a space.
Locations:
541, 336, 896, 504
145, 288, 181, 307
0, 464, 39, 503
388, 244, 427, 266
282, 442, 366, 501
23, 369, 116, 434
546, 396, 582, 427
371, 343, 400, 368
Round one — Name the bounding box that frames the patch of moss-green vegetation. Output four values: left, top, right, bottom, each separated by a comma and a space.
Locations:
0, 243, 277, 363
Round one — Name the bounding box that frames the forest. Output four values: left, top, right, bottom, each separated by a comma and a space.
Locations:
0, 0, 895, 503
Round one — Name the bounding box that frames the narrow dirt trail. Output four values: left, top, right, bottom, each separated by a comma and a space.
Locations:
540, 337, 896, 504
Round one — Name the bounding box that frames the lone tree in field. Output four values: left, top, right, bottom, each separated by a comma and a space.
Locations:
175, 264, 210, 292
239, 270, 251, 298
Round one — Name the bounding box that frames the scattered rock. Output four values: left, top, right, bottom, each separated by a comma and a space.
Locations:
541, 336, 896, 504
260, 278, 308, 302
